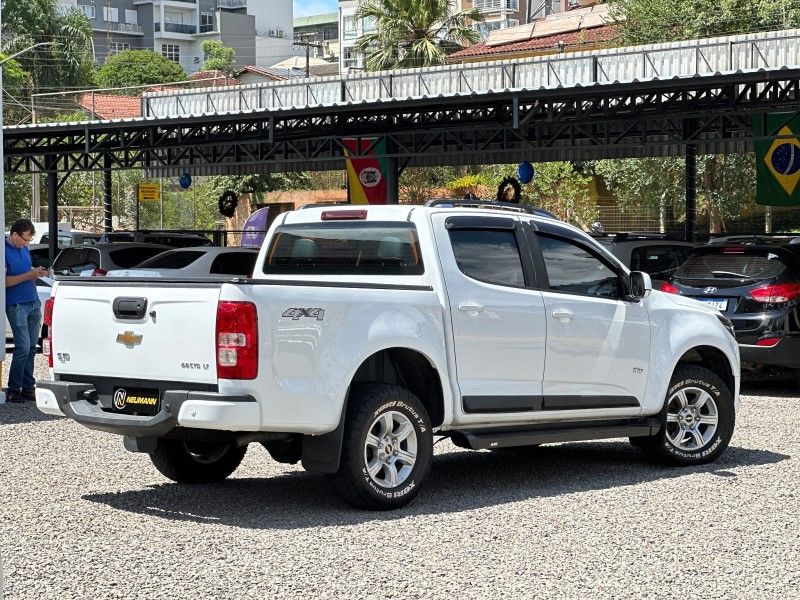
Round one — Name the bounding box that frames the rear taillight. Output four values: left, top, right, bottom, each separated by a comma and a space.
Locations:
216, 301, 258, 379
755, 337, 781, 347
660, 282, 679, 294
321, 209, 367, 220
43, 297, 55, 368
748, 283, 800, 303
91, 268, 107, 277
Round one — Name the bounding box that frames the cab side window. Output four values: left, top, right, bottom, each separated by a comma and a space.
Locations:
449, 229, 525, 288
537, 234, 621, 298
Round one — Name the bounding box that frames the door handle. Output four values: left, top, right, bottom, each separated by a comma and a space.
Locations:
552, 308, 574, 322
458, 302, 485, 314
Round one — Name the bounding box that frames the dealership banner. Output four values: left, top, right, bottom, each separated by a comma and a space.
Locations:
754, 113, 800, 206
343, 138, 387, 205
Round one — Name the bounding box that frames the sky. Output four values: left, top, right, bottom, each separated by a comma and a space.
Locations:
294, 0, 339, 18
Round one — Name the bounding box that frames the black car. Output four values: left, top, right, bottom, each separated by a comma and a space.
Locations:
662, 235, 800, 382
98, 230, 214, 248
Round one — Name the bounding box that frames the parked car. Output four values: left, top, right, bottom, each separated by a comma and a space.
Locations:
661, 235, 800, 382
40, 230, 101, 247
107, 247, 259, 279
4, 278, 52, 345
51, 243, 170, 277
595, 233, 696, 288
99, 231, 214, 248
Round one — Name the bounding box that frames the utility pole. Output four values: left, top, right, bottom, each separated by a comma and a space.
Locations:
293, 34, 323, 77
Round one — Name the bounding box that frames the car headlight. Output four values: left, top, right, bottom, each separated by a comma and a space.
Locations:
716, 314, 735, 338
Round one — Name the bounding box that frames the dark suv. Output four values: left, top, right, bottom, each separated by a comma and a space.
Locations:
661, 235, 800, 382
98, 230, 213, 248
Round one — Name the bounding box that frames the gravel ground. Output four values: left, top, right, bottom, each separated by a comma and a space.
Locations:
1, 354, 798, 599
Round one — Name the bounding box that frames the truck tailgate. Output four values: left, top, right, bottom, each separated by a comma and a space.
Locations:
51, 281, 221, 384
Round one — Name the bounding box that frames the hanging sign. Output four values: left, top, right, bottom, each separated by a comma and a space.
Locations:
138, 183, 161, 202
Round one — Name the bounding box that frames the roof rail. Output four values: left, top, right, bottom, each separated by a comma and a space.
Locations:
424, 198, 557, 219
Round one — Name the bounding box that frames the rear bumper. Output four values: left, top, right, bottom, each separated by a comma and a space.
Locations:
35, 380, 259, 436
739, 336, 800, 369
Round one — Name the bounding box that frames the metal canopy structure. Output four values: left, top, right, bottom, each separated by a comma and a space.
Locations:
5, 68, 800, 178
2, 29, 800, 258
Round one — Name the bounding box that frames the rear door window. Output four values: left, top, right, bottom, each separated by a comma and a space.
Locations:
110, 247, 168, 268
264, 222, 424, 276
449, 229, 526, 288
210, 252, 258, 276
137, 250, 206, 269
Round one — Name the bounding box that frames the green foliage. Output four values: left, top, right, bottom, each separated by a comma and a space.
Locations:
1, 55, 29, 124
207, 173, 313, 203
201, 40, 237, 76
354, 0, 482, 70
446, 174, 488, 197
95, 50, 187, 93
594, 155, 757, 233
399, 166, 458, 204
609, 0, 800, 44
2, 0, 94, 91
4, 174, 34, 223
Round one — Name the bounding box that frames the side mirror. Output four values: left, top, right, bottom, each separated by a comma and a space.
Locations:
629, 271, 652, 299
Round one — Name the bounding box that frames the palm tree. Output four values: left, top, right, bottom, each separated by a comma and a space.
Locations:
2, 0, 94, 91
353, 0, 482, 71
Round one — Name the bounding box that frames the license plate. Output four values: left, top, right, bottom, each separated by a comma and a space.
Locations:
111, 387, 160, 416
696, 298, 728, 311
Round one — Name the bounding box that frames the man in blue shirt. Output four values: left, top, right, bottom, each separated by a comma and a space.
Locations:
5, 219, 47, 403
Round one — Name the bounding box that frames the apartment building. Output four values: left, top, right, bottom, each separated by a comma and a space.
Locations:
294, 12, 339, 62
59, 0, 297, 74
338, 0, 573, 73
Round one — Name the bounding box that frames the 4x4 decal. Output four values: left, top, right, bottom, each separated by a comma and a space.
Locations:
282, 308, 325, 321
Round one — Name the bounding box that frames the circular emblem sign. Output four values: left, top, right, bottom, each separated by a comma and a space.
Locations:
113, 388, 128, 410
771, 142, 800, 176
359, 167, 382, 188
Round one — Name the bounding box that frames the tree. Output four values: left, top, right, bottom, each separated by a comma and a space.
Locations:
1, 54, 29, 123
1, 0, 94, 91
201, 40, 237, 76
594, 155, 756, 234
353, 0, 482, 70
609, 0, 800, 44
95, 50, 187, 93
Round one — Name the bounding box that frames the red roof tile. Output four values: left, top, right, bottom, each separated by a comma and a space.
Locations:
190, 70, 240, 87
448, 24, 621, 60
78, 93, 141, 120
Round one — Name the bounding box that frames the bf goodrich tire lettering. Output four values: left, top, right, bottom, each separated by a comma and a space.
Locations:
636, 365, 735, 466
333, 384, 433, 510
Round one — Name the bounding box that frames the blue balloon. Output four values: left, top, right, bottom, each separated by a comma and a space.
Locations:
518, 161, 534, 184
179, 173, 192, 189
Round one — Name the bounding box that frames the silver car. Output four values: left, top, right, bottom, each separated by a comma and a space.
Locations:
107, 246, 259, 279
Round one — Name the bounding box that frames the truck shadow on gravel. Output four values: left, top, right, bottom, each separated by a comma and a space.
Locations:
83, 442, 788, 529
0, 403, 61, 426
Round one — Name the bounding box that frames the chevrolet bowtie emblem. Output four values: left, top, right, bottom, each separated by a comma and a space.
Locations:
116, 331, 143, 348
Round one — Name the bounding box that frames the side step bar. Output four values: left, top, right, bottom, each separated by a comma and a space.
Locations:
451, 418, 662, 450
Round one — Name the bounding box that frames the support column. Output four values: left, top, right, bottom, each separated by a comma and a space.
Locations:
684, 119, 697, 243
103, 154, 113, 232
46, 162, 58, 266
385, 155, 399, 204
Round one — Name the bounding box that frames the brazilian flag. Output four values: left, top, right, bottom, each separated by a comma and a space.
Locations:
754, 113, 800, 206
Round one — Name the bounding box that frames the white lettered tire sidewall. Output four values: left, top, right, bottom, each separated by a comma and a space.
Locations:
334, 384, 433, 510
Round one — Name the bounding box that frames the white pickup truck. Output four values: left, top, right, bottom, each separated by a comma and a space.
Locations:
37, 203, 740, 510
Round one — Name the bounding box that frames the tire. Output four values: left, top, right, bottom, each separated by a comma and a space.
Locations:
150, 438, 247, 484
636, 365, 735, 466
332, 384, 433, 510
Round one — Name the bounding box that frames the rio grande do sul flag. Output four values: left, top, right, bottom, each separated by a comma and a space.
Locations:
343, 138, 387, 205
754, 113, 800, 206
